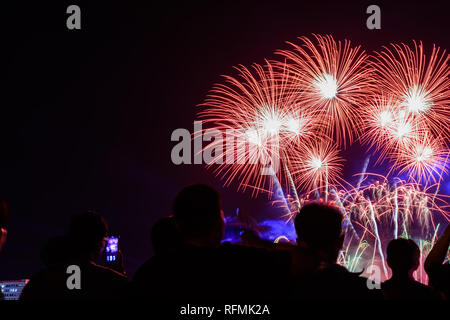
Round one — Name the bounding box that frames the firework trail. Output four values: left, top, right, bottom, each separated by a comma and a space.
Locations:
393, 183, 399, 239
284, 174, 450, 282
367, 198, 388, 277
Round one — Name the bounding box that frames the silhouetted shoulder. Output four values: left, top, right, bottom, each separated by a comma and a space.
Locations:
90, 263, 128, 282
21, 263, 127, 300
427, 263, 450, 297
20, 268, 65, 300
382, 278, 441, 300
80, 263, 128, 299
131, 244, 291, 299
293, 264, 382, 300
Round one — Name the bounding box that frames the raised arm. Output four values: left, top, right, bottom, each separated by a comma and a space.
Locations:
425, 224, 450, 273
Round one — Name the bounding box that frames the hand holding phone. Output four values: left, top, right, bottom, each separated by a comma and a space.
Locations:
106, 236, 119, 262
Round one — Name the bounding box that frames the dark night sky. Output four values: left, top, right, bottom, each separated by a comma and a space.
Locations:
1, 1, 449, 279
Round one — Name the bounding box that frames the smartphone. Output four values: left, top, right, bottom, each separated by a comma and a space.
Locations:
105, 236, 119, 262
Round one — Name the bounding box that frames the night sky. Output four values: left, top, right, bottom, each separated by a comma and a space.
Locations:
1, 1, 449, 279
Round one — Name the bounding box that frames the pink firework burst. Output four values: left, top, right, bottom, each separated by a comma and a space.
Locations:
360, 94, 428, 164
198, 61, 323, 196
372, 41, 450, 143
360, 95, 403, 162
392, 133, 449, 183
276, 34, 375, 147
289, 140, 344, 192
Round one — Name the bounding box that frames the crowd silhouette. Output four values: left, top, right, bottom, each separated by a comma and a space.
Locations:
0, 184, 449, 301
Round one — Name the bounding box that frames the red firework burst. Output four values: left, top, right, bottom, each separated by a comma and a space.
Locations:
360, 95, 402, 161
360, 94, 428, 164
289, 140, 344, 192
198, 61, 324, 195
276, 34, 375, 147
391, 133, 449, 183
372, 41, 450, 143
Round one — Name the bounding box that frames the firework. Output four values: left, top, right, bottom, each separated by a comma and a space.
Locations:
338, 175, 450, 282
288, 140, 344, 194
196, 34, 449, 285
198, 61, 324, 195
392, 133, 449, 183
273, 173, 450, 283
361, 41, 449, 179
360, 95, 403, 161
198, 36, 449, 195
276, 34, 375, 146
372, 41, 450, 143
360, 94, 429, 164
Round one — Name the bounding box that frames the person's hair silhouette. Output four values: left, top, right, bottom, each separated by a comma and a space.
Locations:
294, 203, 343, 263
291, 202, 383, 299
68, 211, 108, 261
386, 238, 420, 277
132, 184, 292, 300
172, 184, 224, 247
382, 238, 440, 299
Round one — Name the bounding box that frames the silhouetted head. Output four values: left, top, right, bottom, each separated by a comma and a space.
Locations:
41, 236, 70, 267
151, 216, 181, 255
387, 238, 420, 277
294, 203, 344, 263
68, 211, 109, 261
0, 197, 9, 252
173, 184, 224, 247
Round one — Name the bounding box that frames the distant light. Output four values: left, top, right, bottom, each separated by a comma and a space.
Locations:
285, 117, 302, 134
310, 156, 323, 170
245, 128, 261, 146
404, 86, 431, 114
379, 110, 393, 127
262, 117, 282, 135
395, 122, 412, 139
315, 73, 338, 99
254, 105, 284, 136
415, 145, 433, 162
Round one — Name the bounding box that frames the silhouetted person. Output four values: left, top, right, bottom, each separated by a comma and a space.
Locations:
425, 225, 450, 299
132, 184, 290, 299
291, 203, 380, 299
0, 197, 9, 300
172, 184, 224, 247
382, 238, 440, 300
0, 197, 9, 253
150, 216, 181, 256
20, 211, 127, 300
